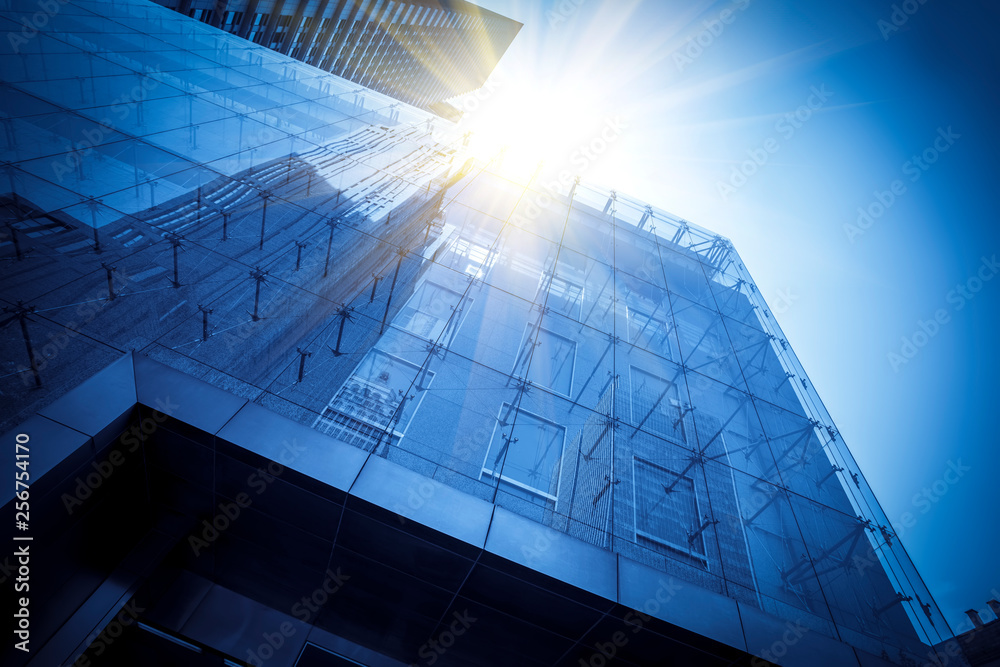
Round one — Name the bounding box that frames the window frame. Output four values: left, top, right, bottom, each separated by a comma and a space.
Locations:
631, 456, 708, 561
395, 279, 468, 343
480, 403, 566, 503
446, 235, 496, 279
626, 305, 674, 359
543, 273, 585, 320
628, 365, 687, 443
512, 323, 577, 397
313, 348, 433, 447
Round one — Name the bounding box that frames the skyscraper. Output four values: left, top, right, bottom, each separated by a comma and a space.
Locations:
150, 0, 522, 119
0, 1, 962, 666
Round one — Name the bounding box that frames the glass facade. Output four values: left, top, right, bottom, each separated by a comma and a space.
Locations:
0, 0, 951, 664
323, 177, 950, 662
150, 0, 522, 115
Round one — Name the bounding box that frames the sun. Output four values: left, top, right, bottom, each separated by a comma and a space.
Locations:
450, 75, 611, 181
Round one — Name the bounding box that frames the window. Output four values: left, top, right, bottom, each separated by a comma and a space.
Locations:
627, 307, 673, 358
513, 325, 576, 396
630, 366, 686, 443
542, 274, 584, 320
446, 236, 495, 278
633, 458, 706, 559
482, 406, 565, 502
396, 281, 463, 341
675, 317, 725, 369
314, 349, 431, 450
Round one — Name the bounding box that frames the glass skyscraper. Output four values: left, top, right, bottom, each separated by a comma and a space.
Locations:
150, 0, 523, 119
0, 0, 956, 665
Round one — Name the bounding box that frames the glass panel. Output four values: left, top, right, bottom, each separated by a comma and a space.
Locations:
633, 457, 707, 559
0, 0, 948, 651
518, 325, 576, 396
396, 281, 464, 341
483, 405, 566, 503
314, 348, 430, 450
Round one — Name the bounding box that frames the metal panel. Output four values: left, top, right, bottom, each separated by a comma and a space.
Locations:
134, 354, 248, 436
483, 506, 618, 603
739, 600, 862, 667
38, 350, 136, 446
217, 400, 366, 505
618, 555, 748, 654
349, 452, 493, 552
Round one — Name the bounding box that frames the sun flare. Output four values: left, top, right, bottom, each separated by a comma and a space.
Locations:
452, 77, 612, 180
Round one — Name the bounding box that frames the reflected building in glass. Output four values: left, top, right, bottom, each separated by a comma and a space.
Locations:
0, 0, 961, 666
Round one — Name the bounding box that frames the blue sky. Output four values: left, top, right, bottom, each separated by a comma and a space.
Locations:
459, 0, 1000, 637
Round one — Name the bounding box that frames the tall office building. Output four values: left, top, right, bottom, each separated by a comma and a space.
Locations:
150, 0, 522, 119
0, 1, 963, 666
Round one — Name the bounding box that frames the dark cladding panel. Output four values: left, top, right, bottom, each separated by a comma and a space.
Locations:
739, 600, 861, 667
483, 506, 618, 603
37, 351, 136, 446
348, 452, 493, 553
617, 555, 747, 654
217, 400, 367, 505
134, 354, 248, 436
0, 414, 92, 505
